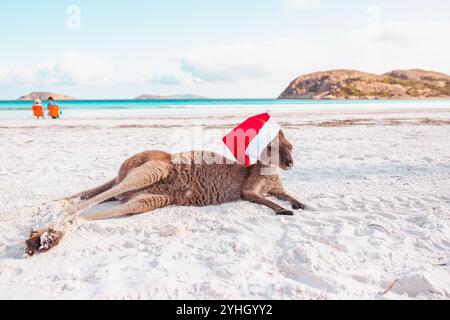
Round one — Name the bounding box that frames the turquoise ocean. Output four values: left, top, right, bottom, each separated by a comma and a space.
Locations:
0, 99, 449, 120
0, 98, 449, 110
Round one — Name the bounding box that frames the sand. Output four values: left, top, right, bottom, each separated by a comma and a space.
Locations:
0, 106, 449, 299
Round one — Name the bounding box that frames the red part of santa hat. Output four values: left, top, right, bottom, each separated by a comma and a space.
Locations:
222, 113, 281, 165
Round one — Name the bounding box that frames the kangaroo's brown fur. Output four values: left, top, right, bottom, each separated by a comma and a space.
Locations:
25, 130, 305, 255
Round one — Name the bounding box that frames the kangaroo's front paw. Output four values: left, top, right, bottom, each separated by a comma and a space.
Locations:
25, 228, 64, 256
277, 210, 294, 216
292, 201, 306, 210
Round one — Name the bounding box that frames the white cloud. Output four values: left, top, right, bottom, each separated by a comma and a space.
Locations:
0, 66, 11, 83
148, 74, 182, 85
177, 38, 327, 82
345, 20, 450, 74
2, 52, 114, 86
52, 52, 113, 85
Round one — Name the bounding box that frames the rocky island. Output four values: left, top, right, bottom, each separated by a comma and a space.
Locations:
279, 69, 450, 99
18, 92, 76, 101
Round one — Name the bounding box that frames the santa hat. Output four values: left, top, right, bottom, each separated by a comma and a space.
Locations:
222, 113, 281, 165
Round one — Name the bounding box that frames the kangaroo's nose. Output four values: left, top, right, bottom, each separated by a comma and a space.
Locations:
288, 161, 294, 167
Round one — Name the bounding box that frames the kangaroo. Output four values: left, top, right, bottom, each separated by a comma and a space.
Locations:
25, 130, 305, 256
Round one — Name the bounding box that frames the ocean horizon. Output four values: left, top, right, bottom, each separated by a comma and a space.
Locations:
1, 98, 450, 111
1, 98, 449, 120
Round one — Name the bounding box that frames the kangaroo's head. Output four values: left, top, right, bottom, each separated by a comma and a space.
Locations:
259, 130, 294, 170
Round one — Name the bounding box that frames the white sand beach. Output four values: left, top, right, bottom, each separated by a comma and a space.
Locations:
0, 105, 449, 299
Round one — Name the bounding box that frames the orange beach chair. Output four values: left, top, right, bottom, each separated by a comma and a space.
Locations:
48, 105, 60, 119
32, 105, 44, 119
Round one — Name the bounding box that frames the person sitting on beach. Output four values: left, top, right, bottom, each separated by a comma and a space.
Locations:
32, 98, 44, 119
47, 97, 61, 119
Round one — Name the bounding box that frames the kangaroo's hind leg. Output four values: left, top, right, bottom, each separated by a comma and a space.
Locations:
83, 193, 172, 221
25, 160, 172, 256
74, 160, 172, 215
64, 151, 171, 202
64, 178, 117, 201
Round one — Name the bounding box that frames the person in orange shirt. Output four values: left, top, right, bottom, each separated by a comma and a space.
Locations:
47, 97, 61, 119
32, 98, 44, 119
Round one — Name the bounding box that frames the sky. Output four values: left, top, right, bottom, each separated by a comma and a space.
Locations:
0, 0, 449, 99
